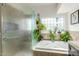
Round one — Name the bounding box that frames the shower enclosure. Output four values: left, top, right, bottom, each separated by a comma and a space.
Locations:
0, 3, 33, 56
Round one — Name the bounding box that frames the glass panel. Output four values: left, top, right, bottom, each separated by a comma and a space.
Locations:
2, 4, 32, 56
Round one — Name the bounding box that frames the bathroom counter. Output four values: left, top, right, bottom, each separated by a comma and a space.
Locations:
68, 41, 79, 56
68, 41, 79, 51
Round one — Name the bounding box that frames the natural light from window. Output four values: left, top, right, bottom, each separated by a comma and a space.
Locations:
41, 17, 64, 32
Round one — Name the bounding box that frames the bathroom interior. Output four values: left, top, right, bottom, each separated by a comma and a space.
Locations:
0, 3, 79, 56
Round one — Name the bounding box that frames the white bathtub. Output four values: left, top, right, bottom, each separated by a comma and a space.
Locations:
33, 40, 68, 55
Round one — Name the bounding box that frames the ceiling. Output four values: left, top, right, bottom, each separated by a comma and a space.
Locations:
8, 3, 79, 17
9, 3, 58, 18
57, 3, 79, 14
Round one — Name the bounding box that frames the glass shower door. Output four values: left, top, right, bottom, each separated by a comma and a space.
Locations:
2, 4, 20, 56
2, 3, 32, 56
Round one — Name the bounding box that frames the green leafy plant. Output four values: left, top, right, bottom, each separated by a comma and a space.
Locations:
33, 14, 46, 41
49, 30, 56, 41
36, 18, 46, 30
60, 31, 72, 42
33, 29, 42, 41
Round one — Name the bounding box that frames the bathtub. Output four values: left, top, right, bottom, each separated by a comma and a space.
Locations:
33, 40, 68, 56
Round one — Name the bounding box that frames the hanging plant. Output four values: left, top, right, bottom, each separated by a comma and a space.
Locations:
33, 14, 46, 41
33, 29, 42, 41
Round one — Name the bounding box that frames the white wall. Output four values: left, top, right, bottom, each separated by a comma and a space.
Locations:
63, 10, 79, 31
57, 3, 79, 31
63, 13, 69, 31
68, 8, 79, 31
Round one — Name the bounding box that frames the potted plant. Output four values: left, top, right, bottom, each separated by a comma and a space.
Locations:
60, 31, 72, 42
49, 30, 56, 41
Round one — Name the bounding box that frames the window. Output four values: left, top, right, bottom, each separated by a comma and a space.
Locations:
41, 17, 64, 32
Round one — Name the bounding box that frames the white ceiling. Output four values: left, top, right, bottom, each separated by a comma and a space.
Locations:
57, 3, 79, 14
9, 3, 79, 17
21, 3, 56, 6
9, 3, 58, 18
9, 3, 33, 15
